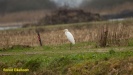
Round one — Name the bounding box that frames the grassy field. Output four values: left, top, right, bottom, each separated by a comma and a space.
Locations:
0, 19, 133, 75
0, 44, 133, 75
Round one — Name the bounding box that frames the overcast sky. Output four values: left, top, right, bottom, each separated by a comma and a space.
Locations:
51, 0, 84, 8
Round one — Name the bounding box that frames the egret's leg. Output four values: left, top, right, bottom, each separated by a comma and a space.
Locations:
70, 43, 72, 50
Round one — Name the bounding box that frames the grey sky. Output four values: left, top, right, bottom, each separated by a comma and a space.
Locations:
51, 0, 83, 8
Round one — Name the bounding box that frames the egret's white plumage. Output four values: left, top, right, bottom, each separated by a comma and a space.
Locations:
64, 29, 75, 44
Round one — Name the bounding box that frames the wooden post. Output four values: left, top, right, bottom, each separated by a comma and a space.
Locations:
36, 30, 42, 46
99, 25, 108, 47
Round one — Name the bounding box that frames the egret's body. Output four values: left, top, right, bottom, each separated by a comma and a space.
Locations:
64, 29, 75, 49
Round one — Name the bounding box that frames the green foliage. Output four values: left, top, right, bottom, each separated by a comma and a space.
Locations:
0, 41, 133, 75
128, 39, 133, 46
43, 45, 53, 50
23, 58, 42, 71
0, 45, 31, 52
0, 50, 133, 75
109, 49, 116, 54
68, 57, 133, 75
48, 56, 73, 74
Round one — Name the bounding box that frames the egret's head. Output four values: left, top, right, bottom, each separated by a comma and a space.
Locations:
64, 29, 69, 32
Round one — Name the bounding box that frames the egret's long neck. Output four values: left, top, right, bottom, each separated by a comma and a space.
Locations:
65, 31, 68, 34
65, 30, 69, 33
66, 30, 69, 32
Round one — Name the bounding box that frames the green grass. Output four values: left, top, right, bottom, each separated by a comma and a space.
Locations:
0, 42, 133, 75
0, 41, 133, 62
0, 18, 133, 75
128, 39, 133, 46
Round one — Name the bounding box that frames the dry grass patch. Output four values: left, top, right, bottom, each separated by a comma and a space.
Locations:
0, 19, 133, 48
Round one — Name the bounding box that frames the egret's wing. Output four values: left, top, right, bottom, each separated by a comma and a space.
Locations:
65, 32, 75, 44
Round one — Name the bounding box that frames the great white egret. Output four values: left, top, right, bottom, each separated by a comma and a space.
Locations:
64, 29, 75, 50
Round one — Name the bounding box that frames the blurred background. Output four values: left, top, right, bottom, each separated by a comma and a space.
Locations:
0, 0, 133, 25
0, 0, 133, 47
